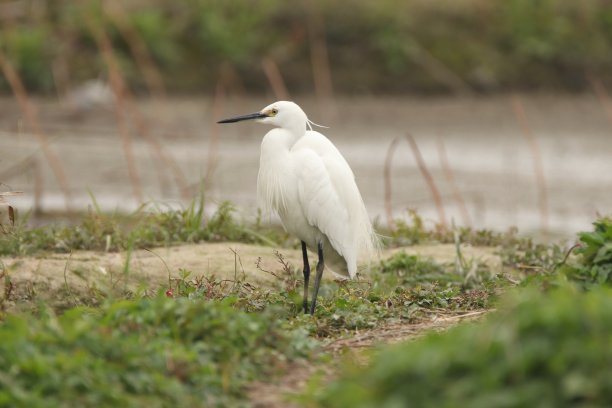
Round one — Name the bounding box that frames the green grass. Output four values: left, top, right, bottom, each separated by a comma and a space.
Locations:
312, 284, 612, 408
559, 217, 612, 288
3, 0, 612, 94
0, 233, 506, 406
0, 296, 314, 407
0, 200, 287, 256
161, 250, 502, 340
306, 217, 612, 408
3, 206, 608, 407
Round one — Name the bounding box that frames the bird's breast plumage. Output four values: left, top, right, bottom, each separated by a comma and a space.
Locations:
256, 128, 377, 278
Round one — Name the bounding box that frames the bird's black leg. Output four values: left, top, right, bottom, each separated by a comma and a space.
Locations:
309, 242, 325, 315
301, 241, 310, 314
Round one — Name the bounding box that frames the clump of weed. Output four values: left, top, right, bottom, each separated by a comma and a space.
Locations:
0, 296, 313, 407
387, 210, 546, 249
378, 250, 500, 306
379, 252, 451, 285
155, 253, 496, 342
313, 284, 612, 407
499, 235, 564, 277
386, 210, 567, 286
0, 199, 286, 256
559, 217, 612, 288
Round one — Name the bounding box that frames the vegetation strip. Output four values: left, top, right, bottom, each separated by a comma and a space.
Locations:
4, 1, 612, 94
1, 202, 611, 406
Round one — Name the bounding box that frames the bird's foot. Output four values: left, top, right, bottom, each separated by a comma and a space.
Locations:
303, 300, 310, 315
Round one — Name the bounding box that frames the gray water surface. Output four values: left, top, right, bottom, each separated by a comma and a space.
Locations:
1, 95, 610, 239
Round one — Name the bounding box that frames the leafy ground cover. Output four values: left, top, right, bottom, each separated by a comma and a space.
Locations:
308, 218, 612, 408
3, 204, 608, 407
560, 217, 612, 288
0, 297, 313, 407
0, 249, 500, 407
0, 198, 286, 256
313, 284, 612, 408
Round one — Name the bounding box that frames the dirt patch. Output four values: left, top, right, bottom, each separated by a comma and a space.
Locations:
325, 309, 489, 351
0, 243, 499, 299
0, 242, 500, 310
0, 241, 499, 402
247, 310, 489, 408
0, 242, 297, 309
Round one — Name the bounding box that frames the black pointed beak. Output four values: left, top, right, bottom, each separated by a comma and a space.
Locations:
217, 112, 267, 124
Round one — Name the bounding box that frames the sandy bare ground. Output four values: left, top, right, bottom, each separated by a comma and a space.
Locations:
247, 310, 490, 408
1, 242, 500, 306
0, 242, 499, 405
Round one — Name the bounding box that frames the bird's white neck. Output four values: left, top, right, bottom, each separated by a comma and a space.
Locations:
257, 126, 304, 215
283, 122, 307, 143
260, 127, 303, 159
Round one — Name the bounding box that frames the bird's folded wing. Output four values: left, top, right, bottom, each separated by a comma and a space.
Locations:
295, 150, 352, 258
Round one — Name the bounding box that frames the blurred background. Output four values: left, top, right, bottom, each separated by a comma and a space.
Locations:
1, 0, 612, 238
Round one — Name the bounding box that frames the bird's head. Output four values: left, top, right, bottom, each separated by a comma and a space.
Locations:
217, 101, 308, 134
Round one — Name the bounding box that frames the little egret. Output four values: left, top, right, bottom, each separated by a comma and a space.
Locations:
218, 101, 377, 314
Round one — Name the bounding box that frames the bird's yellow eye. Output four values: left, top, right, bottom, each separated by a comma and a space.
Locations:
269, 108, 278, 116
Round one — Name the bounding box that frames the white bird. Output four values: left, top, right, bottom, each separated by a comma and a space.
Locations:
218, 101, 377, 314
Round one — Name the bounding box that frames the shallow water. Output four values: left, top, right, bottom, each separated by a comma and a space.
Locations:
1, 95, 610, 239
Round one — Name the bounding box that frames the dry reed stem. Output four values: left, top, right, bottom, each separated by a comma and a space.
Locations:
405, 133, 447, 228
0, 51, 72, 211
587, 75, 612, 128
261, 58, 290, 100
31, 158, 43, 214
51, 54, 71, 102
0, 191, 22, 226
308, 12, 335, 113
111, 75, 190, 199
103, 0, 167, 99
219, 61, 246, 96
102, 1, 189, 197
0, 156, 43, 214
0, 191, 23, 204
411, 43, 473, 96
90, 9, 189, 201
383, 136, 401, 230
436, 139, 472, 228
511, 95, 549, 233
205, 80, 226, 190
89, 21, 143, 205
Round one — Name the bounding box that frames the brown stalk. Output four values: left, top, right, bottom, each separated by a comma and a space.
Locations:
219, 61, 246, 96
103, 0, 166, 99
588, 75, 612, 128
0, 155, 43, 215
51, 53, 71, 102
88, 21, 143, 205
383, 136, 401, 230
261, 57, 290, 100
122, 97, 170, 196
411, 43, 473, 96
0, 51, 72, 211
32, 158, 43, 215
511, 95, 549, 233
0, 191, 23, 204
204, 80, 226, 190
98, 3, 188, 197
112, 77, 189, 199
405, 133, 447, 228
308, 12, 335, 110
436, 139, 472, 228
0, 191, 22, 227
